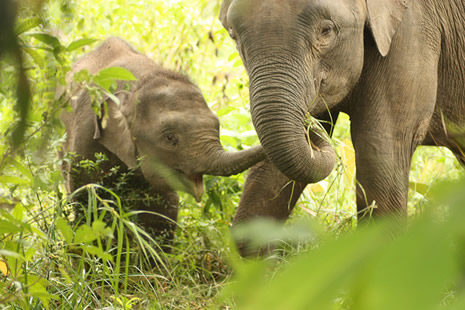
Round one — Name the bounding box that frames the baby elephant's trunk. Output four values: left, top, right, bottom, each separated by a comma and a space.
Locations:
203, 145, 266, 176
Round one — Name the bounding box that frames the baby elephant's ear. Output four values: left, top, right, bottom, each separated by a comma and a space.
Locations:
93, 93, 138, 169
366, 0, 409, 57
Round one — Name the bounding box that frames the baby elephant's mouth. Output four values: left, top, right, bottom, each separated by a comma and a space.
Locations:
189, 174, 203, 203
172, 168, 204, 202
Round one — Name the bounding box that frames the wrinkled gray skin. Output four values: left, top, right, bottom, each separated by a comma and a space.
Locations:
233, 158, 307, 256
61, 37, 265, 239
220, 0, 465, 228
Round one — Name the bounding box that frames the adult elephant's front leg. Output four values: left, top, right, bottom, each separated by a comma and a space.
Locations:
352, 131, 413, 223
349, 4, 441, 223
350, 21, 439, 223
351, 79, 436, 223
233, 159, 307, 256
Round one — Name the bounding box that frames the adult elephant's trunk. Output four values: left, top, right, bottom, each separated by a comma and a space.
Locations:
248, 57, 336, 184
203, 145, 265, 176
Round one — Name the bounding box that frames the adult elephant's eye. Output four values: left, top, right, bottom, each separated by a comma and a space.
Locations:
317, 21, 337, 48
321, 25, 333, 37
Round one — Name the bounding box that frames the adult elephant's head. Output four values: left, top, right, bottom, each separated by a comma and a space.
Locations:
220, 0, 408, 183
94, 68, 265, 202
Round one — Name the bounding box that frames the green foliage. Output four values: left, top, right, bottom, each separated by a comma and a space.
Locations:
0, 0, 464, 309
220, 178, 465, 310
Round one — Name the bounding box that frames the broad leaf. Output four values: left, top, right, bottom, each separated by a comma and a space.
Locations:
15, 17, 43, 35
74, 224, 97, 243
0, 176, 29, 185
67, 38, 97, 51
26, 33, 62, 48
55, 217, 74, 244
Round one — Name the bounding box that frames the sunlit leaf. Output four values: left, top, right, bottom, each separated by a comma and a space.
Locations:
15, 17, 43, 35
0, 176, 29, 185
12, 204, 25, 221
74, 224, 97, 243
55, 217, 73, 244
93, 67, 136, 92
217, 106, 235, 117
26, 33, 61, 48
24, 247, 36, 262
104, 91, 121, 106
0, 250, 24, 260
409, 181, 430, 196
67, 38, 97, 51
0, 220, 23, 234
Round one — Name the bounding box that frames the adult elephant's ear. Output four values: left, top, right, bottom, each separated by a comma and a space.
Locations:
366, 0, 409, 57
93, 93, 138, 169
219, 0, 234, 29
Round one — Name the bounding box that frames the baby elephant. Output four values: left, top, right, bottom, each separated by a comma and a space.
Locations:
60, 37, 264, 240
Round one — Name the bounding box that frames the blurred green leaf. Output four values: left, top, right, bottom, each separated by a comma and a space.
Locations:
409, 181, 430, 196
104, 90, 121, 106
92, 220, 113, 238
55, 217, 73, 244
0, 249, 24, 260
11, 203, 25, 221
26, 33, 61, 48
74, 224, 97, 243
222, 178, 465, 310
93, 66, 136, 91
0, 175, 29, 185
23, 47, 45, 69
6, 157, 33, 181
29, 281, 59, 309
217, 106, 235, 117
233, 218, 319, 251
82, 245, 113, 262
233, 225, 388, 310
95, 66, 136, 81
24, 247, 36, 261
67, 38, 97, 51
15, 17, 42, 35
0, 220, 23, 234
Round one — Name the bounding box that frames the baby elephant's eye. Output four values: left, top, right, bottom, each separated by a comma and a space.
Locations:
164, 133, 178, 146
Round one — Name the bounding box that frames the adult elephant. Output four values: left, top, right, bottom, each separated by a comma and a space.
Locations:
61, 37, 265, 239
220, 0, 465, 223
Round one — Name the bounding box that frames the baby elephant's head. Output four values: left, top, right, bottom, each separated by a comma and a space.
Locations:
97, 70, 264, 201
